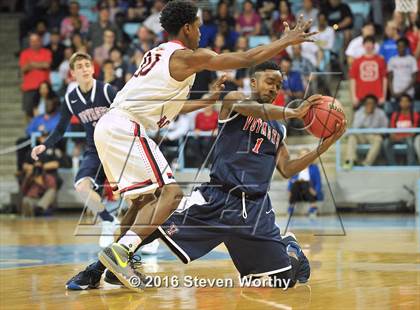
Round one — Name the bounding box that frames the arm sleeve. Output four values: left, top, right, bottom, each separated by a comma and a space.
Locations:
43, 101, 72, 148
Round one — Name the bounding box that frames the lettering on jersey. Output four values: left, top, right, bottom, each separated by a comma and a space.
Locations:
78, 107, 108, 124
243, 116, 282, 149
134, 51, 162, 77
157, 116, 170, 128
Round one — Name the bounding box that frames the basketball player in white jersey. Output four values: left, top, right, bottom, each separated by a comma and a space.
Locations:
94, 0, 318, 291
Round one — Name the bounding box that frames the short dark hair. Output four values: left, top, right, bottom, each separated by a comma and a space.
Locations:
160, 0, 198, 36
103, 59, 114, 66
250, 61, 281, 77
363, 35, 375, 44
399, 93, 412, 102
363, 94, 378, 104
396, 37, 409, 46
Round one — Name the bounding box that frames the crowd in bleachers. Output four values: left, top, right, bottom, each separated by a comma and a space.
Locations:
14, 0, 420, 180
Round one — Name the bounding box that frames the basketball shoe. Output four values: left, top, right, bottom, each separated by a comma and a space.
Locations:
98, 243, 146, 292
65, 263, 102, 290
282, 232, 311, 283
99, 216, 120, 248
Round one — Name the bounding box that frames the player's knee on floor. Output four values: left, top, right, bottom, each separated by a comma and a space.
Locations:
269, 269, 296, 289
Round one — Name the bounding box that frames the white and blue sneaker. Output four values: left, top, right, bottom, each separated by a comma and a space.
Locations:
282, 232, 311, 283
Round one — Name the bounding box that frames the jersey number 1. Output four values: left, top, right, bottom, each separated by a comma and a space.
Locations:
134, 51, 161, 77
252, 138, 263, 154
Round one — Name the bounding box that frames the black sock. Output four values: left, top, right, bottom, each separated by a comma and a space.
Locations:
99, 209, 113, 222
93, 260, 106, 272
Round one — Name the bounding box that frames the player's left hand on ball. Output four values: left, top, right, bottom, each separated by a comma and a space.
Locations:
320, 120, 347, 151
295, 94, 322, 119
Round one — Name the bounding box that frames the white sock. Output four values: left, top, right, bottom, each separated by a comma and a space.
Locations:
117, 230, 142, 252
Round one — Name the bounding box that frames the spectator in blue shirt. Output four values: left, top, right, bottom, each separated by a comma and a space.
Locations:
199, 9, 218, 48
26, 96, 61, 136
280, 57, 304, 99
379, 20, 401, 63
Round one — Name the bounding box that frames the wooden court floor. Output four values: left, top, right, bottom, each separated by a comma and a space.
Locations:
0, 214, 419, 310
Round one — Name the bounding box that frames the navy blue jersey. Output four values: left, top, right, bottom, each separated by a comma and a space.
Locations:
210, 113, 286, 195
44, 79, 117, 150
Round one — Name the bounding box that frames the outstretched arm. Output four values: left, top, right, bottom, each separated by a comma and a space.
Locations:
220, 91, 323, 121
276, 122, 346, 178
179, 75, 226, 114
171, 15, 317, 80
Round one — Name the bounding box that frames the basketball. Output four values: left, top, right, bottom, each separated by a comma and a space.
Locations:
303, 96, 346, 138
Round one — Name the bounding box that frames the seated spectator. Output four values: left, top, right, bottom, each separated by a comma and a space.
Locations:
101, 59, 124, 91
33, 82, 56, 116
379, 20, 401, 63
280, 57, 304, 100
216, 2, 236, 29
349, 36, 387, 110
311, 12, 335, 71
200, 9, 218, 48
20, 136, 61, 217
287, 148, 323, 218
94, 29, 116, 66
256, 0, 277, 34
59, 46, 75, 89
71, 32, 88, 53
345, 22, 379, 66
271, 0, 295, 35
384, 94, 419, 165
217, 21, 239, 51
45, 0, 67, 31
19, 33, 52, 122
128, 26, 154, 57
60, 1, 89, 41
322, 0, 353, 49
405, 19, 420, 100
143, 0, 165, 36
127, 0, 151, 23
388, 38, 418, 102
16, 96, 61, 176
236, 0, 261, 36
343, 95, 388, 169
288, 44, 316, 89
297, 0, 318, 28
109, 47, 127, 81
88, 3, 122, 50
46, 29, 65, 72
35, 20, 50, 46
189, 106, 219, 167
126, 50, 145, 81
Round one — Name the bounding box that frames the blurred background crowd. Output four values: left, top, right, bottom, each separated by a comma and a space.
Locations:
2, 0, 419, 215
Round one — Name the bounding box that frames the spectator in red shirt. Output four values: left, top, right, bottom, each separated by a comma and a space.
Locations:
19, 33, 52, 122
384, 94, 419, 165
349, 36, 387, 110
189, 106, 219, 167
236, 0, 261, 36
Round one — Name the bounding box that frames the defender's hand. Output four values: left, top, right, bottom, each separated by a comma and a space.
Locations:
294, 94, 323, 119
282, 14, 318, 45
31, 145, 46, 161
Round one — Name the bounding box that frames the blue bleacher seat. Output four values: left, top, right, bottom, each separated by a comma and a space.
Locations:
80, 8, 98, 23
123, 23, 141, 39
50, 71, 62, 93
248, 35, 270, 48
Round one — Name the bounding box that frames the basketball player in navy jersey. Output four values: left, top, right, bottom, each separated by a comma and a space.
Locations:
89, 0, 320, 291
31, 52, 120, 247
66, 61, 345, 291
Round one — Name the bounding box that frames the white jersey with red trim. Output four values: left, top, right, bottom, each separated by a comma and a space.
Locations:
111, 41, 196, 129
